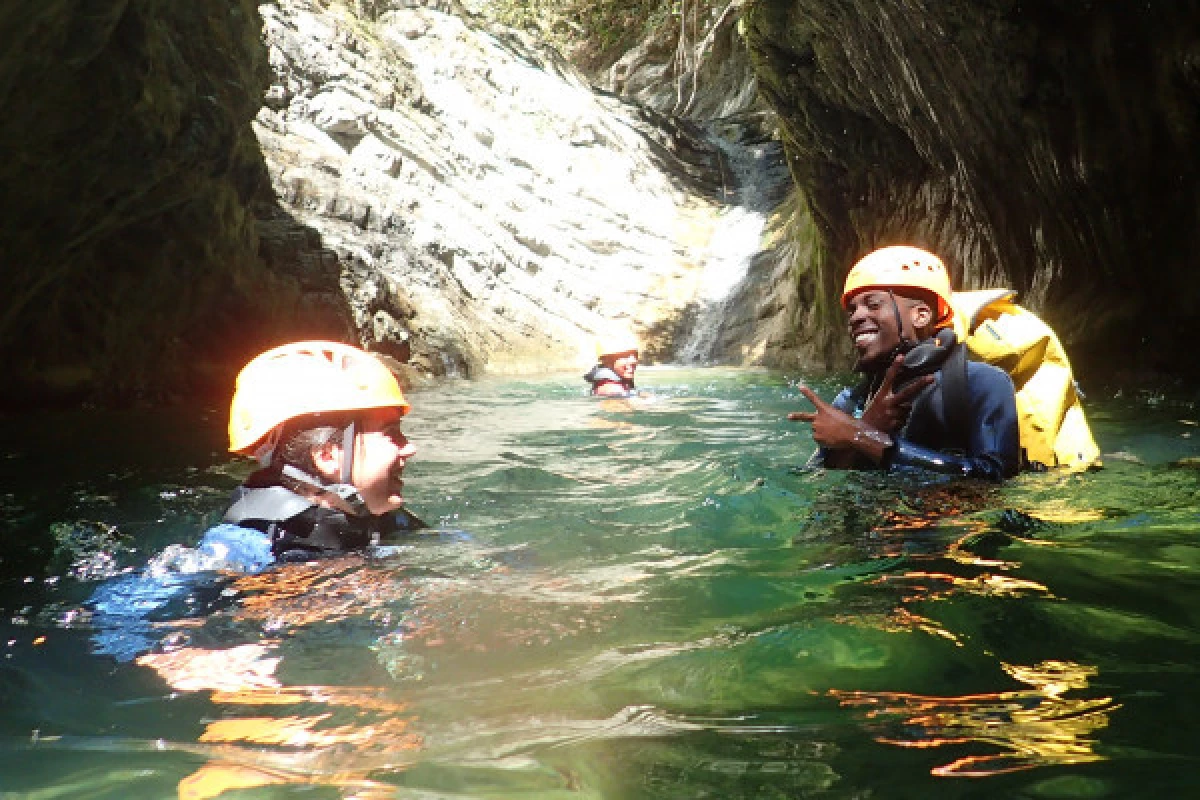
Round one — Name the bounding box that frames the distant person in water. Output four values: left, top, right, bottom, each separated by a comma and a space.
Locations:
584, 333, 640, 397
788, 246, 1019, 481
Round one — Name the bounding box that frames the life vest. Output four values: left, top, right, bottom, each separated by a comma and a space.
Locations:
949, 289, 1101, 471
222, 481, 426, 560
583, 364, 635, 395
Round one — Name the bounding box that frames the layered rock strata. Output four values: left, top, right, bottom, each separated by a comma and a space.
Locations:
3, 0, 788, 405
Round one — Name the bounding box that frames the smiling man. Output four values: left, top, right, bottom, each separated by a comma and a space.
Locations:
788, 246, 1020, 481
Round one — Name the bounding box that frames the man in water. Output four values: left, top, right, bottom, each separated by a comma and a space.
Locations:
788, 246, 1019, 481
88, 342, 432, 793
584, 333, 640, 396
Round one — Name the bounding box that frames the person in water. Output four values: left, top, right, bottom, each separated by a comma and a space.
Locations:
788, 246, 1020, 481
583, 333, 640, 396
213, 339, 423, 564
89, 341, 423, 659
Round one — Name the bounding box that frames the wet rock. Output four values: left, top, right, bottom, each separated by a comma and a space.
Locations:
742, 0, 1200, 377
1, 0, 792, 404
252, 1, 747, 378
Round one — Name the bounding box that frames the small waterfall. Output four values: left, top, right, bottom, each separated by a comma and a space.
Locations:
675, 122, 786, 365
674, 205, 766, 364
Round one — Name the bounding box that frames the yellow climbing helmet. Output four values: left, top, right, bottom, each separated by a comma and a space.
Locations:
595, 331, 640, 360
228, 341, 410, 459
842, 245, 954, 325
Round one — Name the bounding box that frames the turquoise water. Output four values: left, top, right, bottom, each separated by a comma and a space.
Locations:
1, 367, 1198, 798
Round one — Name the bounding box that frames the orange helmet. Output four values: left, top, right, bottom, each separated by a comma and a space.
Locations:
841, 246, 954, 325
228, 341, 410, 461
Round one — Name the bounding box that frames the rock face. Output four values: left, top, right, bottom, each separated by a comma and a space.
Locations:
1, 0, 795, 406
13, 0, 1182, 402
742, 0, 1200, 378
597, 0, 761, 121
253, 0, 752, 380
0, 0, 278, 403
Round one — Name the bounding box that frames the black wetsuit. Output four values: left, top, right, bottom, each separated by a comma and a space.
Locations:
820, 360, 1020, 481
87, 481, 426, 662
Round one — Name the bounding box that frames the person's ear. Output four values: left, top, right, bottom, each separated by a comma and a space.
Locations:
909, 300, 933, 332
310, 441, 343, 481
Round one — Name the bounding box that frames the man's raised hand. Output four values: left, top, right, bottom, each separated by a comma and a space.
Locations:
787, 384, 894, 464
861, 355, 934, 434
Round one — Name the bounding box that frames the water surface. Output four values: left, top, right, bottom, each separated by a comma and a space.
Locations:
1, 367, 1198, 798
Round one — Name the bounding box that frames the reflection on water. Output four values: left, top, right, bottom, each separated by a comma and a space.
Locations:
139, 643, 421, 799
1, 369, 1198, 797
831, 660, 1117, 777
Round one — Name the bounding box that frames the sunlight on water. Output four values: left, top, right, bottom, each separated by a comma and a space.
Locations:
1, 368, 1198, 798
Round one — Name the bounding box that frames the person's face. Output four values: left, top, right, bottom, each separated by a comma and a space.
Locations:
608, 351, 638, 381
844, 289, 926, 370
347, 408, 417, 514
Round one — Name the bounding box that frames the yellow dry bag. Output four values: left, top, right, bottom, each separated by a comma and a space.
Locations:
950, 289, 1101, 471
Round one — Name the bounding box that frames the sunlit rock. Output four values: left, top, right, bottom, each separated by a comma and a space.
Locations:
253, 1, 756, 379
1, 0, 791, 405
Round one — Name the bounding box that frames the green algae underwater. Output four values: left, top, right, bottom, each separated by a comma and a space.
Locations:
1, 367, 1198, 798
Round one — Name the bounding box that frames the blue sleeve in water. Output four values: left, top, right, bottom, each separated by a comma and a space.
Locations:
197, 523, 275, 572
89, 569, 199, 662
809, 386, 869, 469
87, 524, 273, 661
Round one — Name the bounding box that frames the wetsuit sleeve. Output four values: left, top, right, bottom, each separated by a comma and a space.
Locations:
888, 365, 1020, 481
197, 523, 275, 572
87, 524, 273, 661
829, 386, 857, 415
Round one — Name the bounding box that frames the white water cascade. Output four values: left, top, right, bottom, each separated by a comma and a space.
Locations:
675, 124, 786, 364
675, 206, 766, 364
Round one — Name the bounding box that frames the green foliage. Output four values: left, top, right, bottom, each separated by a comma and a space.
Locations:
486, 0, 679, 65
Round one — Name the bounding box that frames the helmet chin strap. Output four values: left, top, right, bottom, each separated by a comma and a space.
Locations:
278, 464, 370, 517
856, 290, 916, 390
888, 289, 914, 356
340, 418, 357, 484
